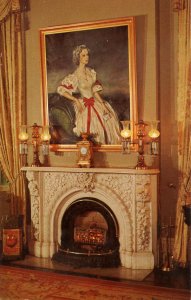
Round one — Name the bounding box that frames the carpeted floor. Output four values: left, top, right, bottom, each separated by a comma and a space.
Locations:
0, 265, 190, 300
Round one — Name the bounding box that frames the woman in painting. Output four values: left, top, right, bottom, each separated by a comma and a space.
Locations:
57, 44, 121, 145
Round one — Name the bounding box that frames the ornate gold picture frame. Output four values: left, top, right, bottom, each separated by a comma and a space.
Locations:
39, 17, 138, 152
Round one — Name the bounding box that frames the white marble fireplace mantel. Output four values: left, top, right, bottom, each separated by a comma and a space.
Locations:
22, 167, 159, 270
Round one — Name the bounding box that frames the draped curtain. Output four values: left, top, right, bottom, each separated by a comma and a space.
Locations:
173, 0, 191, 266
0, 0, 27, 215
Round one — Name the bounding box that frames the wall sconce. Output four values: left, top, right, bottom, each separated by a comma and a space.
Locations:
120, 120, 160, 169
18, 123, 51, 167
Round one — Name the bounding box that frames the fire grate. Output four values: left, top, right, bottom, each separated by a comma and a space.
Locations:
52, 198, 121, 268
74, 224, 106, 245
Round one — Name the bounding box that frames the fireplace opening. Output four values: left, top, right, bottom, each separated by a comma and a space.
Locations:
52, 198, 121, 268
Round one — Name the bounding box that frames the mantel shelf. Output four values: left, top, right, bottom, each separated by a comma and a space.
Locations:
21, 166, 160, 175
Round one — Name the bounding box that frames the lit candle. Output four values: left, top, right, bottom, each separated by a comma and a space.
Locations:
41, 126, 51, 142
120, 125, 131, 154
18, 125, 29, 142
18, 125, 29, 155
41, 126, 51, 156
120, 128, 131, 139
148, 129, 160, 139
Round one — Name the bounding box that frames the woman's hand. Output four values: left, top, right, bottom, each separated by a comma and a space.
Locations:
73, 97, 84, 113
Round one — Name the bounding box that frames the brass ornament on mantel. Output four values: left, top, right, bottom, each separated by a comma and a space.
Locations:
135, 120, 149, 170
120, 120, 160, 170
18, 123, 51, 167
76, 132, 93, 168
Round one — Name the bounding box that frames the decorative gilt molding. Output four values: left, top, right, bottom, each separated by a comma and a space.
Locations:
26, 171, 40, 241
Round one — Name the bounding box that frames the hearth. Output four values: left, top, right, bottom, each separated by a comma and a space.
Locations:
52, 198, 120, 267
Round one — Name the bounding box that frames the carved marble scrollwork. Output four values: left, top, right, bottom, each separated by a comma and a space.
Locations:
96, 174, 135, 250
98, 174, 134, 213
26, 171, 40, 241
136, 175, 151, 251
44, 172, 71, 208
76, 173, 95, 192
44, 172, 95, 212
26, 171, 152, 252
136, 201, 151, 251
23, 167, 158, 269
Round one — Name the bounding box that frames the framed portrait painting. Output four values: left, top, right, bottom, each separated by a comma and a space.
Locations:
39, 17, 138, 152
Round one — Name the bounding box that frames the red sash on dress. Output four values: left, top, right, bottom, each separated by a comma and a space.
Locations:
83, 97, 108, 142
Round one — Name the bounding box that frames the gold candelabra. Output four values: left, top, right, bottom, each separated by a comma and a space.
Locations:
18, 123, 51, 167
120, 120, 160, 169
